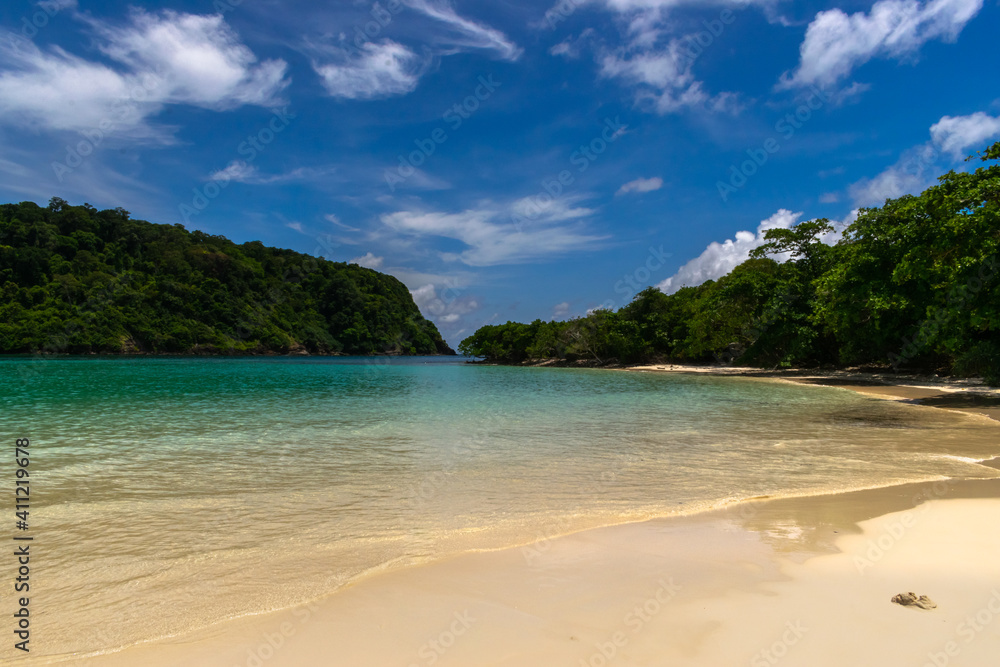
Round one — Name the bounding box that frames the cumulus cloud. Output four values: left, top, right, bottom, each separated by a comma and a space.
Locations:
616, 176, 663, 195
349, 252, 385, 269
930, 112, 1000, 158
779, 0, 983, 90
656, 209, 801, 294
0, 10, 287, 135
381, 198, 606, 266
553, 301, 571, 318
313, 40, 421, 99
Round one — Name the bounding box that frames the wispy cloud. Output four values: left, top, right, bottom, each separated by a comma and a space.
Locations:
554, 2, 746, 115
209, 161, 333, 185
404, 0, 521, 61
846, 108, 998, 208
848, 143, 938, 207
381, 198, 606, 266
326, 213, 361, 232
616, 176, 663, 195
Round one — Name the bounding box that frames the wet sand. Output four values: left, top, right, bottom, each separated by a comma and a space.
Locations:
36, 370, 1000, 667
49, 476, 1000, 667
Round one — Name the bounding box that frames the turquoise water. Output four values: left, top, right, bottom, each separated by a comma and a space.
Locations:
1, 357, 998, 660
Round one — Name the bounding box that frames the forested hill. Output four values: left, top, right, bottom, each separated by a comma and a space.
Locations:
0, 200, 454, 356
459, 142, 1000, 384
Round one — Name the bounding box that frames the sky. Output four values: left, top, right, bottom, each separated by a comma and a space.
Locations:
1, 0, 999, 347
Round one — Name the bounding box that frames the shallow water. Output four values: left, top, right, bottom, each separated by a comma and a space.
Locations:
1, 357, 997, 660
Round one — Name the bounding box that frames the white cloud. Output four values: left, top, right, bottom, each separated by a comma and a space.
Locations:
210, 160, 257, 183
326, 213, 361, 232
286, 221, 304, 232
848, 143, 937, 207
553, 301, 571, 318
616, 176, 663, 195
93, 10, 288, 108
313, 40, 421, 99
208, 160, 331, 185
410, 282, 480, 329
0, 10, 288, 135
848, 110, 1000, 207
381, 198, 606, 266
656, 209, 801, 294
349, 252, 385, 269
779, 0, 982, 90
576, 2, 746, 115
405, 0, 521, 61
599, 39, 721, 114
818, 192, 840, 204
930, 112, 1000, 158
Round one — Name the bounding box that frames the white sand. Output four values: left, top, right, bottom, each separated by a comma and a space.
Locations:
58, 482, 1000, 667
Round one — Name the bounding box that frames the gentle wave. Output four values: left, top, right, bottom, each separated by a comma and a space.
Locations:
2, 357, 998, 660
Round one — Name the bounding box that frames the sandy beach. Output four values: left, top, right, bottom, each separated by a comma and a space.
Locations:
65, 480, 1000, 667
45, 374, 1000, 667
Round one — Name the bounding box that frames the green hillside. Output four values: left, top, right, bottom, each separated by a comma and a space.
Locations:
0, 199, 453, 356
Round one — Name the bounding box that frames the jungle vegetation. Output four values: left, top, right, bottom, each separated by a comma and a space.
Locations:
459, 142, 1000, 384
0, 199, 453, 356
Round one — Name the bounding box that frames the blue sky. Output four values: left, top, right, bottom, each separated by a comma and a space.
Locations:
2, 0, 999, 346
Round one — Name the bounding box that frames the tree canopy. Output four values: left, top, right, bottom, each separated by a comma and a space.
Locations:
460, 142, 1000, 384
0, 200, 453, 356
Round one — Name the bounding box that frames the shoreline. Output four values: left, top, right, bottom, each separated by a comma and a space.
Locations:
30, 371, 1000, 666
57, 477, 1000, 666
624, 362, 1000, 422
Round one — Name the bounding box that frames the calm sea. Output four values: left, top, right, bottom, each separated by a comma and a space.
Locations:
1, 356, 997, 661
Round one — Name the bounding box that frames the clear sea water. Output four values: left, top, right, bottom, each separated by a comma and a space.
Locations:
1, 356, 998, 661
